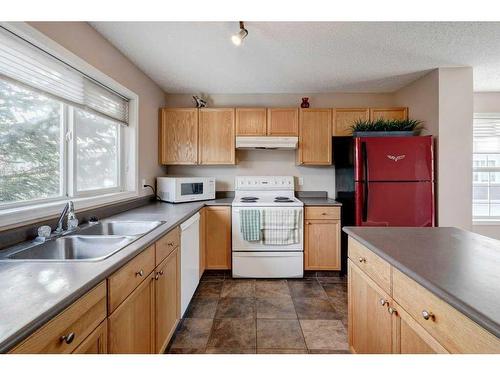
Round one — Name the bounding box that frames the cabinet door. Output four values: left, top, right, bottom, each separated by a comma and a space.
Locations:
236, 108, 267, 136
155, 248, 180, 353
333, 108, 369, 136
199, 108, 235, 164
304, 220, 340, 270
72, 320, 107, 354
108, 274, 155, 354
298, 108, 332, 165
348, 260, 392, 353
159, 108, 198, 165
393, 302, 448, 354
199, 207, 206, 277
369, 107, 408, 121
267, 108, 298, 136
204, 206, 231, 269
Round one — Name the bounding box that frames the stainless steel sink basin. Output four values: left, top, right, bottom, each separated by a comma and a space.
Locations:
7, 235, 135, 261
79, 221, 164, 236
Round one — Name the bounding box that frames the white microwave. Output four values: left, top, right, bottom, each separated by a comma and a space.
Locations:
157, 177, 216, 203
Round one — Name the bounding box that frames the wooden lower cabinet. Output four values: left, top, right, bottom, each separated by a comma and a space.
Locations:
348, 260, 393, 353
72, 320, 108, 354
108, 272, 155, 354
155, 247, 180, 354
204, 206, 231, 270
304, 219, 340, 270
393, 303, 448, 354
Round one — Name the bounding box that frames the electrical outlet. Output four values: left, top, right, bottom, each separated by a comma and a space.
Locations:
141, 178, 147, 188
298, 177, 304, 186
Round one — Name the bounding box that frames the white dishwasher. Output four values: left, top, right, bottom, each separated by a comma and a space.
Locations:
180, 212, 200, 316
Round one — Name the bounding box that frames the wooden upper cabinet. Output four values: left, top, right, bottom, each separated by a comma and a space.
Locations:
204, 206, 231, 270
298, 108, 332, 165
267, 108, 299, 136
236, 108, 267, 136
159, 108, 198, 165
333, 108, 369, 136
199, 108, 235, 165
370, 107, 408, 121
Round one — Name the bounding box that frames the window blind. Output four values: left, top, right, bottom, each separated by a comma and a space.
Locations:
0, 27, 129, 124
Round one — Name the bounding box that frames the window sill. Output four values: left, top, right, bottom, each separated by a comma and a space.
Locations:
472, 220, 500, 226
0, 191, 139, 229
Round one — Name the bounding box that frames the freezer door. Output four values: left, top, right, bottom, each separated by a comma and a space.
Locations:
355, 181, 435, 226
355, 136, 433, 182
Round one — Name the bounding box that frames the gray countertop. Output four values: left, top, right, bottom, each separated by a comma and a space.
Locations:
343, 226, 500, 338
298, 197, 342, 206
0, 198, 230, 353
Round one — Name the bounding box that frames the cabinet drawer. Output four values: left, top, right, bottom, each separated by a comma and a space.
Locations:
304, 206, 340, 220
348, 238, 391, 293
392, 268, 500, 353
108, 245, 155, 313
10, 281, 106, 354
156, 227, 180, 264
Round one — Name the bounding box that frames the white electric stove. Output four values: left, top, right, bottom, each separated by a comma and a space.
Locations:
232, 176, 304, 278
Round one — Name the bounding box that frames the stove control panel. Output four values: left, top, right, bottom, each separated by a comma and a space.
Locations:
235, 176, 295, 190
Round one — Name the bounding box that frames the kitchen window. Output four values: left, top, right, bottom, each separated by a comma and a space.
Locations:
473, 114, 500, 221
0, 23, 138, 226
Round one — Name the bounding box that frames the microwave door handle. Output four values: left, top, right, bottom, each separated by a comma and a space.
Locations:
362, 142, 369, 222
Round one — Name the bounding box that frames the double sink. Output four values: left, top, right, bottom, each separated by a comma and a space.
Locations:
1, 221, 165, 262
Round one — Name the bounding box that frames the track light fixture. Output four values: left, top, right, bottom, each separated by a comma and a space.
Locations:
231, 21, 248, 46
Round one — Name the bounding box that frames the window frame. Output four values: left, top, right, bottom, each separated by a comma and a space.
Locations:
472, 113, 500, 224
0, 22, 139, 228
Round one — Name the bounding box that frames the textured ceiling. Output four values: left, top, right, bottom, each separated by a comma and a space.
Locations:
91, 22, 500, 93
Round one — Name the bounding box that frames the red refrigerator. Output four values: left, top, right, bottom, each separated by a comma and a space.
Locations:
354, 136, 435, 227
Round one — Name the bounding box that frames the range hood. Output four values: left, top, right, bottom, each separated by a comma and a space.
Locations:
236, 136, 298, 150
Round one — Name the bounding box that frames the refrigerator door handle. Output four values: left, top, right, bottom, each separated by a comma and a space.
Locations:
362, 142, 369, 222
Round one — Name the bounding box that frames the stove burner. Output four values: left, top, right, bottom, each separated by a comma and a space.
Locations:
241, 196, 259, 201
275, 196, 293, 201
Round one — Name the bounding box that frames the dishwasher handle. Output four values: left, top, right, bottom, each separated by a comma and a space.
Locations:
180, 212, 200, 231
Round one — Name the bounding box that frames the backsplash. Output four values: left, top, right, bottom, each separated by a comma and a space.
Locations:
165, 149, 335, 197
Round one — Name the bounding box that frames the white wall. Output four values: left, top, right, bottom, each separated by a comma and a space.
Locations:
395, 68, 473, 230
165, 93, 396, 197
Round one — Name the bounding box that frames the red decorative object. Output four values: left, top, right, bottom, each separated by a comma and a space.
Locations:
300, 97, 310, 108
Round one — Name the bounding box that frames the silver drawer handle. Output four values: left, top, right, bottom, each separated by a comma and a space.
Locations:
60, 332, 75, 344
422, 310, 435, 321
379, 298, 388, 307
135, 269, 144, 277
359, 257, 367, 263
388, 306, 397, 315
167, 242, 175, 246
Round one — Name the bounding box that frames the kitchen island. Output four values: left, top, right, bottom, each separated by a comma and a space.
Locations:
343, 226, 500, 353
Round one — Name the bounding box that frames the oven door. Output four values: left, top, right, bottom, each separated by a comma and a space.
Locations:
232, 207, 303, 252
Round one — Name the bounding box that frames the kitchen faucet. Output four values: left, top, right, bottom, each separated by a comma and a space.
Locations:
54, 201, 78, 235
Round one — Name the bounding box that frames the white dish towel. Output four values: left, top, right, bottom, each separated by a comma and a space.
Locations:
260, 209, 301, 245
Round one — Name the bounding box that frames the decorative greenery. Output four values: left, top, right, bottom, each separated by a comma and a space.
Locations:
351, 118, 423, 133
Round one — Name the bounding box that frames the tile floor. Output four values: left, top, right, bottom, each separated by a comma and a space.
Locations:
166, 273, 349, 354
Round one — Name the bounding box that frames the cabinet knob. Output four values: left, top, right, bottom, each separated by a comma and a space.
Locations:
135, 269, 144, 277
60, 332, 75, 344
358, 257, 367, 263
155, 273, 160, 280
388, 306, 397, 315
321, 212, 327, 215
159, 270, 164, 276
379, 298, 388, 307
168, 242, 174, 246
422, 310, 435, 321
306, 222, 311, 225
